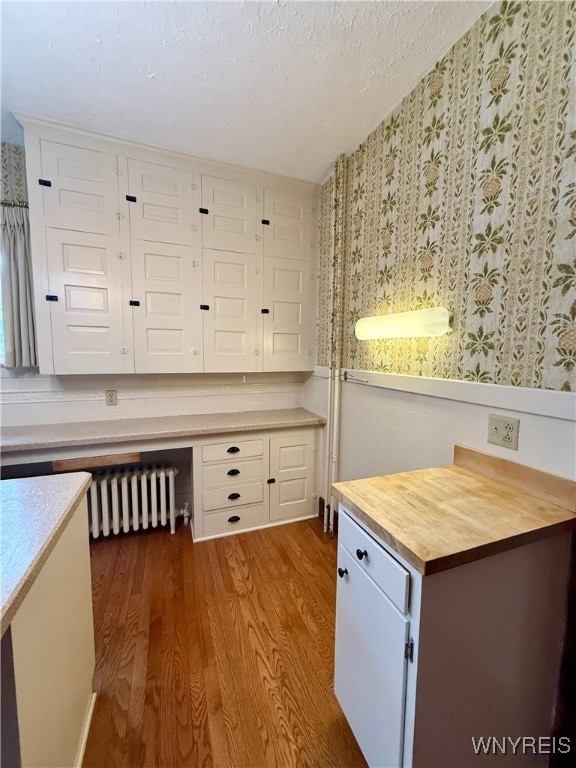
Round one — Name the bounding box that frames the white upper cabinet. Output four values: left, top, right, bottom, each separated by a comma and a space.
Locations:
200, 175, 260, 254
127, 159, 195, 246
130, 240, 203, 373
22, 118, 318, 375
202, 248, 263, 372
45, 228, 132, 374
40, 141, 120, 236
263, 257, 313, 371
263, 188, 315, 261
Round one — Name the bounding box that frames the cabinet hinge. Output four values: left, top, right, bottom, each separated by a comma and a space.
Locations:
404, 638, 414, 663
38, 178, 52, 187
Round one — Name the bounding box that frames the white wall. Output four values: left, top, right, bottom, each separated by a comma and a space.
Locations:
307, 369, 576, 483
1, 370, 306, 426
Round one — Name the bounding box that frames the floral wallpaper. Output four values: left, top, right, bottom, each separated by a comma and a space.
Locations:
1, 142, 28, 203
318, 1, 576, 391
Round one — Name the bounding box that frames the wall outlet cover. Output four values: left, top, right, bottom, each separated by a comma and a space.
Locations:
105, 389, 118, 406
487, 414, 520, 450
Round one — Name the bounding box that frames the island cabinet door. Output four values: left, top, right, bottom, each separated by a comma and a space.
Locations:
335, 544, 410, 768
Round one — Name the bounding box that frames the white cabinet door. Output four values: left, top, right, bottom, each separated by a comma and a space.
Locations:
263, 257, 313, 371
202, 248, 262, 372
130, 240, 202, 373
269, 430, 315, 521
40, 141, 120, 236
127, 159, 195, 245
45, 228, 131, 374
201, 175, 260, 253
335, 546, 409, 768
263, 188, 315, 261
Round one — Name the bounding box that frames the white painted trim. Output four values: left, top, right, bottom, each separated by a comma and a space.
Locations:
74, 692, 97, 768
342, 369, 576, 421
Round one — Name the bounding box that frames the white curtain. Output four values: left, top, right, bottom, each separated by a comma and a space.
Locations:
0, 205, 37, 368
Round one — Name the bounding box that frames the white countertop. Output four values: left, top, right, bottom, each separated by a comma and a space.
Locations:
0, 472, 92, 634
1, 408, 325, 455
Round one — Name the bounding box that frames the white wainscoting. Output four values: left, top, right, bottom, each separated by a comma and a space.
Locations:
0, 370, 305, 426
305, 369, 576, 482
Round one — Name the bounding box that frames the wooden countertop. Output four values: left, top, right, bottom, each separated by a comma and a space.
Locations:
1, 472, 91, 634
1, 408, 325, 457
332, 447, 576, 575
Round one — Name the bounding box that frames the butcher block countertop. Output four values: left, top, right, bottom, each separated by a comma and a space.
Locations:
1, 408, 325, 456
332, 446, 576, 575
0, 472, 91, 634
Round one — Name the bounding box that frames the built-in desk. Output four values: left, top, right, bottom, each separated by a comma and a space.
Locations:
1, 408, 326, 542
1, 408, 325, 465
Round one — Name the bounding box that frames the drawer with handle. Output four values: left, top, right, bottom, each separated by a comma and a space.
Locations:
203, 458, 263, 489
202, 504, 268, 537
202, 439, 263, 463
203, 481, 263, 512
339, 512, 410, 614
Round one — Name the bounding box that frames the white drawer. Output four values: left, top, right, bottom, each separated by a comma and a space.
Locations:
203, 459, 263, 489
203, 481, 263, 512
202, 439, 263, 463
203, 504, 268, 537
339, 512, 409, 614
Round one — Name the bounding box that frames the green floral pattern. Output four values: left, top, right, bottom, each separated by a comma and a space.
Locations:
317, 1, 576, 391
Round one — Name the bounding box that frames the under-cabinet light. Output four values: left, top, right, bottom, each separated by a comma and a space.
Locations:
354, 307, 452, 340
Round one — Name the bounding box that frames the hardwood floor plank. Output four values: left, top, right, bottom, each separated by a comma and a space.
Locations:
83, 519, 368, 768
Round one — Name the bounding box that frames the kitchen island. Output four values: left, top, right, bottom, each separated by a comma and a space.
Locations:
1, 473, 95, 768
332, 447, 576, 768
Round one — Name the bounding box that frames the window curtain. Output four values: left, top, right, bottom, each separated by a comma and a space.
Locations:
0, 204, 37, 368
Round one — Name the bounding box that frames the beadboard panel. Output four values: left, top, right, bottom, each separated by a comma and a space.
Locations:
337, 381, 576, 482
305, 370, 575, 483
0, 371, 304, 426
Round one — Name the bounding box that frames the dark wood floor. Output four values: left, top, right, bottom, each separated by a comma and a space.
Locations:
83, 517, 367, 768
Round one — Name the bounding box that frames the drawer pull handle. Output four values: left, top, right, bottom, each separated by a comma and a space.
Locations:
227, 468, 240, 476
337, 567, 348, 578
356, 549, 368, 561
228, 492, 241, 500
228, 515, 241, 523
227, 446, 240, 453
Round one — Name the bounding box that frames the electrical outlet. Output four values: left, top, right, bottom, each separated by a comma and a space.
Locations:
105, 389, 117, 406
487, 414, 520, 450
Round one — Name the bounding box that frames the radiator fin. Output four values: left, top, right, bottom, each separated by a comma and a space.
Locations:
88, 465, 178, 538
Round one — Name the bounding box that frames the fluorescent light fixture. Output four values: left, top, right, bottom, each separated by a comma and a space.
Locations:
355, 307, 452, 340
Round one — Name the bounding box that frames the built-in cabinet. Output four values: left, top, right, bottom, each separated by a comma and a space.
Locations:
335, 507, 571, 768
21, 118, 318, 375
192, 427, 317, 541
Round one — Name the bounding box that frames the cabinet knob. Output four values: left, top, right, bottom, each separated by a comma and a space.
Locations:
337, 567, 348, 578
228, 515, 241, 523
356, 549, 368, 561
227, 468, 240, 476
227, 446, 240, 453
228, 492, 241, 500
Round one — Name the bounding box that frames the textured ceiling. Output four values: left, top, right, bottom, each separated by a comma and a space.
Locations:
1, 1, 491, 183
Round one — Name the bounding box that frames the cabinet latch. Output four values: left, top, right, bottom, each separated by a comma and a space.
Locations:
199, 207, 209, 214
261, 219, 270, 225
267, 478, 276, 484
45, 294, 58, 302
126, 195, 137, 203
404, 638, 414, 663
38, 178, 52, 187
